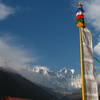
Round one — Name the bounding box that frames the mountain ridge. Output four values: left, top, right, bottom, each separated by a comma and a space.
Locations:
0, 67, 59, 100
28, 66, 81, 91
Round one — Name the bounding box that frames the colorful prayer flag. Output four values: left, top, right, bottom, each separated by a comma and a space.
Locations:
75, 3, 85, 28
76, 11, 84, 16
76, 22, 85, 27
76, 5, 83, 8
94, 57, 100, 63
76, 8, 84, 13
76, 14, 84, 20
76, 18, 84, 24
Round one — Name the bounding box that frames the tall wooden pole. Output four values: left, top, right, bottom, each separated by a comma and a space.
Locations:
79, 27, 86, 100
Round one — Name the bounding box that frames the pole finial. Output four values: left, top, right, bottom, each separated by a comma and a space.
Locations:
76, 1, 83, 6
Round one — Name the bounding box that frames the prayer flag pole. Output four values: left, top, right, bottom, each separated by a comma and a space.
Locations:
80, 27, 86, 100
75, 2, 99, 100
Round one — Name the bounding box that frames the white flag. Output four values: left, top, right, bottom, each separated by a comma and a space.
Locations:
82, 28, 99, 100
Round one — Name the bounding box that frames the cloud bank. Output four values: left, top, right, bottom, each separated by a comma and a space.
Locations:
0, 36, 34, 71
94, 42, 100, 56
85, 1, 100, 31
0, 2, 15, 20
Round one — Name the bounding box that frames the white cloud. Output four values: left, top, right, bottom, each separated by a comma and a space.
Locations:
94, 42, 100, 55
0, 3, 15, 20
96, 75, 100, 84
0, 35, 35, 71
85, 1, 100, 30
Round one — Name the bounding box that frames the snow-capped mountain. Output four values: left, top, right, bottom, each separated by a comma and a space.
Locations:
3, 65, 81, 93
22, 66, 81, 91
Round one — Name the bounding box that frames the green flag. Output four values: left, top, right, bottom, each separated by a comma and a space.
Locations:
76, 18, 84, 24
94, 57, 100, 63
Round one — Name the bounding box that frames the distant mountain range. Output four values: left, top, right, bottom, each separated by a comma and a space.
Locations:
19, 66, 81, 91
0, 66, 100, 100
0, 67, 59, 100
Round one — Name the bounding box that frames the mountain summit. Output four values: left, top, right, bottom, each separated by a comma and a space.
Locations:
24, 66, 82, 91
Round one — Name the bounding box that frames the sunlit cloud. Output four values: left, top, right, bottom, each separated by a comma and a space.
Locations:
85, 1, 100, 31
0, 2, 15, 20
0, 35, 36, 71
94, 42, 100, 55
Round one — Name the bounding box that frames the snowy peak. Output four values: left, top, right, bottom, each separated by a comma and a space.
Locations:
32, 66, 75, 77
58, 68, 75, 74
31, 66, 81, 90
14, 66, 81, 93
32, 66, 51, 75
57, 68, 75, 78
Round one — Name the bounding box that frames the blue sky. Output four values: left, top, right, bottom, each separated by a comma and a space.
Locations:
0, 0, 100, 72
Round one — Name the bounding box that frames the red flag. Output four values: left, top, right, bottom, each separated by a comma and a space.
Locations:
76, 14, 84, 20
76, 6, 83, 8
